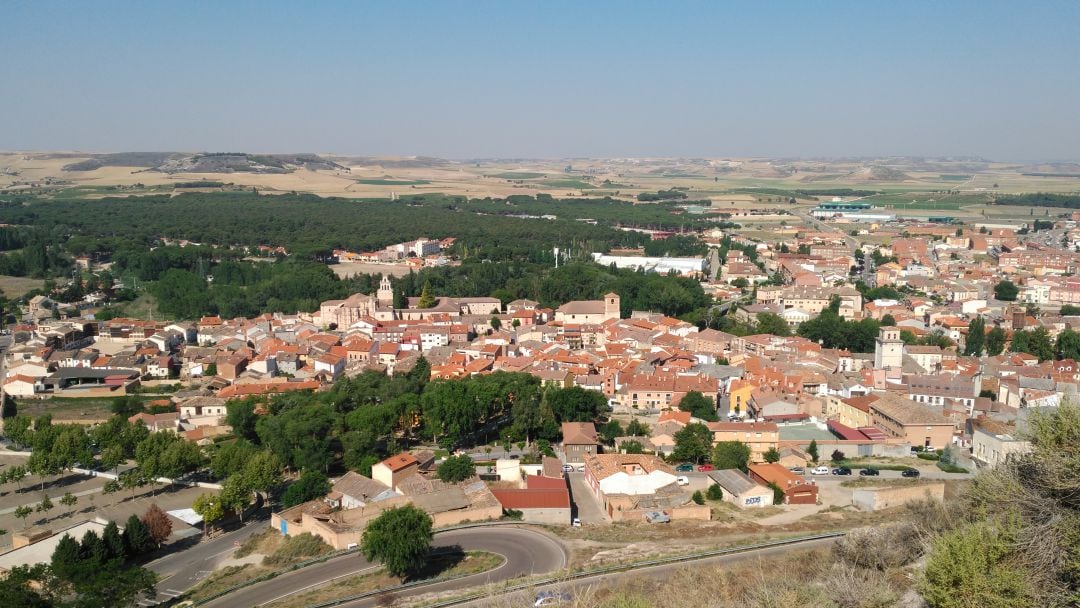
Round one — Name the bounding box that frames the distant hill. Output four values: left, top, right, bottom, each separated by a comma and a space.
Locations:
63, 152, 346, 174
847, 165, 912, 182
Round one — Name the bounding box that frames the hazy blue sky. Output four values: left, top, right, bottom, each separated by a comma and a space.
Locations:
3, 1, 1078, 160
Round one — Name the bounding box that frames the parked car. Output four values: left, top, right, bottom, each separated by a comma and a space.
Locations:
675, 463, 695, 473
901, 468, 921, 478
644, 511, 671, 524
561, 464, 573, 473
676, 476, 689, 486
534, 591, 572, 606
831, 467, 852, 476
576, 465, 585, 473
788, 466, 805, 474
571, 518, 581, 527
697, 464, 714, 472
811, 466, 830, 475
859, 467, 880, 476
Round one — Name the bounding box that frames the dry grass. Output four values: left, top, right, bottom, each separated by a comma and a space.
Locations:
185, 564, 271, 602
268, 551, 503, 608
0, 275, 43, 298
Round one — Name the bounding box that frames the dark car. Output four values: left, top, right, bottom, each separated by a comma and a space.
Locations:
859, 467, 880, 476
831, 466, 852, 476
901, 468, 921, 478
675, 463, 695, 473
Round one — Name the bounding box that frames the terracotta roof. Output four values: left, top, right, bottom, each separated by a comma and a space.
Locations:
561, 422, 598, 445
490, 488, 570, 510
378, 453, 419, 472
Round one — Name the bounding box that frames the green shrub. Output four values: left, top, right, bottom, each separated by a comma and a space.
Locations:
706, 484, 723, 501
937, 461, 967, 474
917, 452, 941, 461
692, 490, 705, 505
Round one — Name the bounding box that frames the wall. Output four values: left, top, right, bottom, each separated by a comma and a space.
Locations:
852, 483, 945, 511
517, 507, 571, 525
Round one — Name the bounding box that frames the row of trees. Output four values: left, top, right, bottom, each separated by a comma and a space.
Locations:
0, 505, 170, 606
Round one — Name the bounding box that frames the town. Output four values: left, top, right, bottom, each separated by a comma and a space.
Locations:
3, 1, 1080, 606
1, 184, 1078, 605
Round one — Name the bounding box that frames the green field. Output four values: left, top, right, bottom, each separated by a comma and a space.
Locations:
492, 171, 546, 179
355, 179, 430, 185
862, 192, 992, 210
540, 179, 596, 189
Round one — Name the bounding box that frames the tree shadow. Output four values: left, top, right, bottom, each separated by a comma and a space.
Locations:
403, 545, 466, 583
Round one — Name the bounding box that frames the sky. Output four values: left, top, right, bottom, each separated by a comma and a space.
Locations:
2, 1, 1078, 161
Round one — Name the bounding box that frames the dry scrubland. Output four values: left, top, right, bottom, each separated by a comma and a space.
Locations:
3, 153, 1078, 212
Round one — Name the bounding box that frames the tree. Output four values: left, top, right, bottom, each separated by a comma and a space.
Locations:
994, 280, 1018, 301
281, 470, 331, 508
986, 326, 1007, 357
102, 479, 121, 495
672, 423, 712, 464
36, 495, 54, 519
102, 520, 126, 560
1055, 328, 1080, 361
880, 314, 896, 327
706, 484, 723, 501
599, 420, 624, 445
678, 391, 718, 422
14, 505, 32, 528
755, 312, 790, 337
1, 393, 16, 419
807, 439, 819, 463
123, 513, 154, 556
51, 534, 82, 581
964, 316, 986, 356
626, 419, 650, 436
361, 505, 434, 579
763, 447, 781, 463
192, 493, 225, 538
712, 441, 751, 472
226, 399, 260, 442
59, 492, 77, 517
831, 449, 846, 464
621, 440, 644, 454
142, 503, 173, 548
1060, 304, 1080, 316
110, 396, 143, 417
436, 454, 474, 483
219, 474, 253, 522
489, 316, 501, 331
100, 444, 125, 475
4, 415, 33, 449
417, 281, 437, 309
691, 490, 705, 505
1011, 327, 1054, 362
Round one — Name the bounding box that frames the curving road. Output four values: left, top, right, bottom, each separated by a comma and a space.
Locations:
200, 526, 567, 608
467, 535, 840, 607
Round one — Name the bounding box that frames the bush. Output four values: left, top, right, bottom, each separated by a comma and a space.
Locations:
502, 509, 523, 520
692, 490, 705, 505
262, 532, 331, 566
832, 522, 923, 571
937, 461, 968, 474
706, 484, 723, 501
437, 454, 475, 483
916, 452, 941, 461
831, 450, 846, 464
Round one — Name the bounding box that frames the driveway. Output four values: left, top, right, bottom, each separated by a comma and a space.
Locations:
566, 473, 608, 524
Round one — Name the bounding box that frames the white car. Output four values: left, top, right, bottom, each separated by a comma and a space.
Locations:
571, 517, 581, 527
811, 466, 830, 475
676, 476, 689, 486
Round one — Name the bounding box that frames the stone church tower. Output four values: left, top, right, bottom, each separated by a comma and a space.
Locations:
377, 275, 394, 306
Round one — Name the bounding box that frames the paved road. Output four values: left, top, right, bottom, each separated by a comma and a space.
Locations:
468, 535, 840, 607
146, 511, 272, 604
201, 526, 567, 608
566, 472, 607, 524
